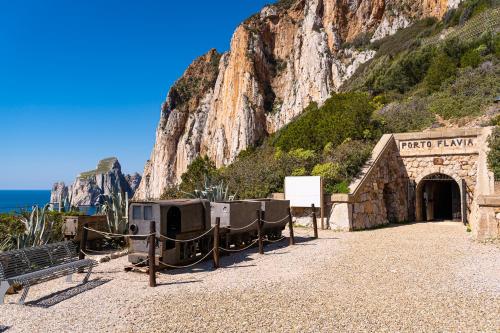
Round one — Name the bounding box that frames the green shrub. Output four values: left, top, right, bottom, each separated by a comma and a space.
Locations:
325, 140, 374, 179
371, 18, 439, 57
160, 187, 183, 200
428, 61, 499, 119
0, 214, 25, 248
332, 180, 350, 194
46, 211, 65, 242
179, 156, 219, 193
221, 145, 288, 199
288, 148, 316, 161
424, 51, 457, 92
490, 114, 500, 126
460, 48, 483, 68
487, 127, 500, 180
377, 98, 435, 133
272, 93, 375, 151
371, 47, 435, 93
312, 162, 341, 193
291, 167, 307, 176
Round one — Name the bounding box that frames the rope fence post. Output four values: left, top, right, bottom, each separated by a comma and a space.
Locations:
257, 210, 264, 255
213, 217, 220, 269
149, 220, 156, 287
288, 208, 295, 246
78, 223, 89, 273
311, 204, 318, 239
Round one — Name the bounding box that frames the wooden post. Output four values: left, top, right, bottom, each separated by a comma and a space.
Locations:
320, 178, 325, 230
311, 204, 318, 239
148, 221, 156, 288
257, 210, 264, 254
213, 217, 220, 269
288, 208, 295, 246
461, 179, 468, 225
78, 223, 88, 273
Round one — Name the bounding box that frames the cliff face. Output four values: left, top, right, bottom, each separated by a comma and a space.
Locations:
135, 0, 461, 200
52, 157, 142, 207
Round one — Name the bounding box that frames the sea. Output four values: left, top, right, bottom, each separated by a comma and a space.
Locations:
0, 190, 52, 213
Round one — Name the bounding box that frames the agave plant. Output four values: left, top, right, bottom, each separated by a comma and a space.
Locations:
96, 186, 129, 235
59, 190, 74, 213
17, 204, 53, 248
186, 178, 236, 202
0, 238, 11, 252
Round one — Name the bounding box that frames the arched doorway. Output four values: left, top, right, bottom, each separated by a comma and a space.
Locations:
416, 173, 462, 222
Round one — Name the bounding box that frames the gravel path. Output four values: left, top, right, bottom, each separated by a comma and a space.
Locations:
0, 222, 498, 332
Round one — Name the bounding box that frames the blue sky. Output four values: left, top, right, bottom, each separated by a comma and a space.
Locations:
0, 0, 273, 189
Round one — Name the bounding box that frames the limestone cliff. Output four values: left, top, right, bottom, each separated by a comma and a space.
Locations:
135, 0, 461, 200
51, 157, 142, 207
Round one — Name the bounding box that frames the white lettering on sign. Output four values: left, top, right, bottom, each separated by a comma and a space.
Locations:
400, 138, 474, 150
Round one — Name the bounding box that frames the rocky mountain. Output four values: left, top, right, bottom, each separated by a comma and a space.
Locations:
51, 157, 142, 207
134, 0, 462, 200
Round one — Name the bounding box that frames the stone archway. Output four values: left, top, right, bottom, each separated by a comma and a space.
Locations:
415, 173, 462, 222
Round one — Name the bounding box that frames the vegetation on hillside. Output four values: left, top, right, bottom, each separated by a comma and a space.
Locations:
162, 92, 377, 199
165, 0, 500, 201
0, 208, 83, 252
488, 127, 500, 180
345, 0, 499, 130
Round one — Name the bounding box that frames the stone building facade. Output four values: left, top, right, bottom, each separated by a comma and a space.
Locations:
329, 127, 499, 240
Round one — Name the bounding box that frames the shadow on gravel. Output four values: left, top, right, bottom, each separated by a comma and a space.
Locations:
156, 280, 202, 287
159, 236, 321, 276
0, 325, 9, 332
26, 278, 111, 308
352, 221, 463, 232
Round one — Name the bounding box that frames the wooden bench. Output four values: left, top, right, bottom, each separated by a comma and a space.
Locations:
0, 241, 98, 304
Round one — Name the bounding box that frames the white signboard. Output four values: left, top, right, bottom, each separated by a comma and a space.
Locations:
284, 176, 322, 208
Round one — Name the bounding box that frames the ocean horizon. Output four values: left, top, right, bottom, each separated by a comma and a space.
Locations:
0, 190, 51, 213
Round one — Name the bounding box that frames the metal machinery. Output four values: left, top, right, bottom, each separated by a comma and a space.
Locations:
128, 199, 291, 268
245, 199, 290, 236
62, 215, 108, 247
128, 199, 211, 266
210, 200, 262, 248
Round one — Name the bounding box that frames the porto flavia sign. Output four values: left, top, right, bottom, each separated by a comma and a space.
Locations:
400, 137, 475, 150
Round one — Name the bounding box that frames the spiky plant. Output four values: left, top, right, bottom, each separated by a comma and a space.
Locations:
96, 187, 129, 234
60, 191, 74, 213
0, 238, 11, 252
17, 204, 53, 248
186, 178, 236, 202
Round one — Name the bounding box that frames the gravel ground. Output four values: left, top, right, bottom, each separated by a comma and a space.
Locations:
0, 222, 498, 332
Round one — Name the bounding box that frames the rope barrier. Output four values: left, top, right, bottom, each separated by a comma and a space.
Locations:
80, 249, 150, 268
157, 226, 215, 243
261, 215, 289, 224
218, 239, 259, 252
224, 219, 258, 231
84, 227, 154, 239
157, 249, 214, 269
264, 236, 286, 243
83, 248, 125, 254
127, 258, 149, 267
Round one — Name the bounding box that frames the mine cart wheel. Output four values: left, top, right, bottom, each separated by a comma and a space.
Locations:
242, 234, 252, 245
200, 235, 212, 253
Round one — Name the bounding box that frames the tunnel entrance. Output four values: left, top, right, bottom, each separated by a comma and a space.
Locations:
418, 174, 461, 222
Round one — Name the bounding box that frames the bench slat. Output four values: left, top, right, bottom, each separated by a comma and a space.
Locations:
0, 241, 79, 280
8, 259, 97, 286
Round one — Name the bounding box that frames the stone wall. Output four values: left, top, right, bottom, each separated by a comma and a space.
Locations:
329, 127, 495, 236
349, 137, 408, 230
475, 195, 500, 240
329, 134, 409, 230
